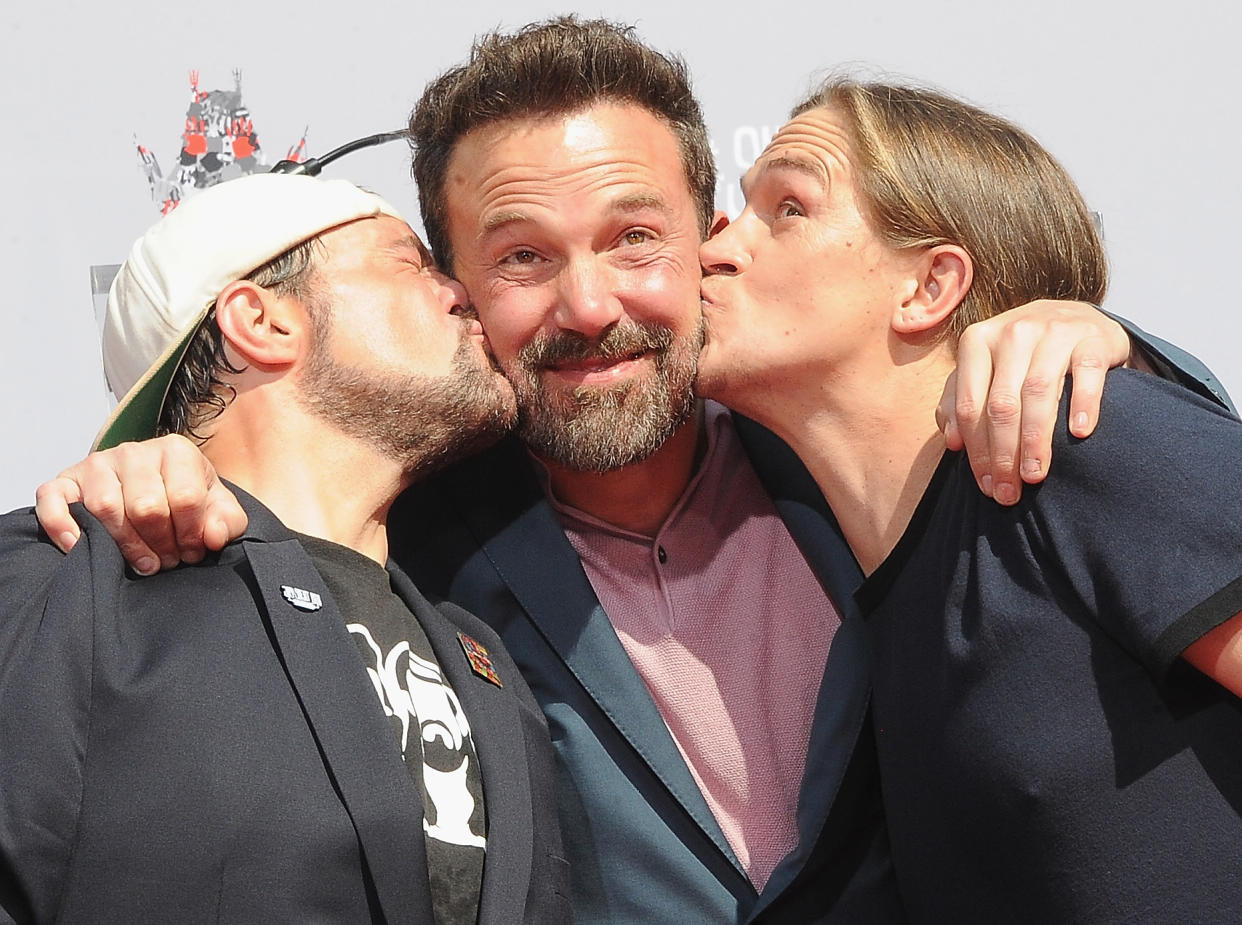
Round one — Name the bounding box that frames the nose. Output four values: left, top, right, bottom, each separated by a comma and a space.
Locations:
432, 271, 471, 312
699, 215, 751, 277
552, 258, 623, 338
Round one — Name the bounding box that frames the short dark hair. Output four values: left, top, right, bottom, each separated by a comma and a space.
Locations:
408, 15, 716, 271
795, 78, 1107, 337
157, 237, 325, 442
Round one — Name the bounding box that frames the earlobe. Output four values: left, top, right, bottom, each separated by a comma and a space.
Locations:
892, 246, 972, 335
214, 281, 304, 368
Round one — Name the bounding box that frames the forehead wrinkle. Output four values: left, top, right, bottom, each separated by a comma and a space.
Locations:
756, 153, 829, 192
769, 111, 855, 171
476, 151, 673, 198
475, 176, 675, 238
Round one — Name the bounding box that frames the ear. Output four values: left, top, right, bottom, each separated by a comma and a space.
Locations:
708, 210, 730, 239
892, 245, 973, 336
214, 280, 308, 369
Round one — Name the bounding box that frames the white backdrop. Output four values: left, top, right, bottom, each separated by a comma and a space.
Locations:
2, 0, 1238, 512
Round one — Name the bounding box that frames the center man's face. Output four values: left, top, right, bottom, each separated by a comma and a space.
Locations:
441, 102, 706, 473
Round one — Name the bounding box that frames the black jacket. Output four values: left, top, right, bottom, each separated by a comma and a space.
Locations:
0, 488, 570, 924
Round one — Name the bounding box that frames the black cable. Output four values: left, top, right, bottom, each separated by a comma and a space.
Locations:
269, 129, 409, 176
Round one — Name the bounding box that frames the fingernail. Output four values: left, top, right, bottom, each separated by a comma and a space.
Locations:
1072, 412, 1089, 434
58, 532, 77, 550
134, 556, 158, 576
981, 474, 994, 497
994, 482, 1016, 505
1021, 457, 1043, 478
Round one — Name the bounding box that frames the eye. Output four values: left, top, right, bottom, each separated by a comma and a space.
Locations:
501, 249, 541, 265
621, 229, 654, 246
776, 199, 805, 219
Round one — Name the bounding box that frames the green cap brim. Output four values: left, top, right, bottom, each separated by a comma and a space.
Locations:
92, 310, 208, 451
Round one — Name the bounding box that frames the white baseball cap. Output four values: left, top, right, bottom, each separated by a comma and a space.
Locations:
95, 172, 405, 450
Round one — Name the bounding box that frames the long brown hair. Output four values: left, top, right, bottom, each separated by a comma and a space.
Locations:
795, 79, 1108, 337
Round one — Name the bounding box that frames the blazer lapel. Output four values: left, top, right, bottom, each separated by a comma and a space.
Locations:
444, 439, 744, 878
243, 534, 434, 924
732, 415, 875, 913
387, 565, 536, 923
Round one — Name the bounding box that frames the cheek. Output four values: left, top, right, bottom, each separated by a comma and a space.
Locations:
474, 288, 545, 365
620, 260, 702, 332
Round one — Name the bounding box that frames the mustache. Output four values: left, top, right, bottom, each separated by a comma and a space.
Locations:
518, 323, 674, 367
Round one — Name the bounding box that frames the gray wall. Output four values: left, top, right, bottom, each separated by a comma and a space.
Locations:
2, 0, 1238, 512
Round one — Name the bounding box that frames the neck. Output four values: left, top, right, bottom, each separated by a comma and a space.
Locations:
732, 354, 954, 576
536, 402, 705, 536
202, 390, 407, 565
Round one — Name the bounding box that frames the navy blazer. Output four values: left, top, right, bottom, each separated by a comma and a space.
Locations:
0, 490, 570, 924
391, 422, 901, 925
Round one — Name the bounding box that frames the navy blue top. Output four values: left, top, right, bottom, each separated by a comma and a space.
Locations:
857, 369, 1242, 924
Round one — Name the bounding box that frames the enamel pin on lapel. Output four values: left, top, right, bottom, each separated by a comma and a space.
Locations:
458, 633, 503, 687
281, 585, 323, 612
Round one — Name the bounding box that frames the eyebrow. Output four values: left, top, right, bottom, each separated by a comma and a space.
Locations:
480, 193, 673, 236
746, 153, 829, 194
612, 193, 673, 217
481, 211, 528, 235
385, 234, 433, 265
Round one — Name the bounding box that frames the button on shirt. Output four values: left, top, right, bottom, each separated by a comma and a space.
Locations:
539, 401, 842, 890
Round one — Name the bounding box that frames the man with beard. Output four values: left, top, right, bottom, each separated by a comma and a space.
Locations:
31, 17, 1233, 925
0, 173, 569, 924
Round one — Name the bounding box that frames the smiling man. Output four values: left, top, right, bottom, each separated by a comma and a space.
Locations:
0, 174, 568, 924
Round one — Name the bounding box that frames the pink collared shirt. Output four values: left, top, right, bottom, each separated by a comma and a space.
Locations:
540, 401, 842, 890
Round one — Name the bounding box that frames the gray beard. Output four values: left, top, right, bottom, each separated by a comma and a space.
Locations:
297, 328, 515, 482
508, 319, 701, 473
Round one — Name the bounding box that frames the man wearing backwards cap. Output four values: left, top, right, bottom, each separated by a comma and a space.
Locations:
0, 173, 569, 924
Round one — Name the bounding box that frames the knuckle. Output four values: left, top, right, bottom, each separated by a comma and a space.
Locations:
166, 486, 207, 513
87, 492, 125, 524
990, 451, 1017, 472
998, 317, 1037, 346
162, 432, 198, 460
1019, 373, 1055, 398
113, 440, 144, 462
1020, 425, 1050, 449
34, 478, 67, 505
957, 326, 987, 352
127, 495, 171, 524
986, 394, 1022, 424
112, 443, 153, 476
955, 397, 984, 423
